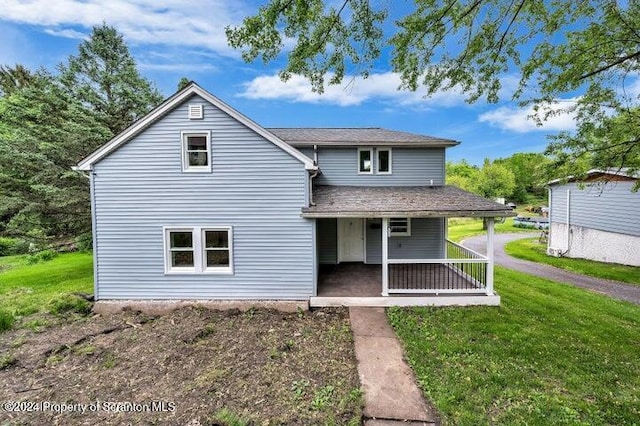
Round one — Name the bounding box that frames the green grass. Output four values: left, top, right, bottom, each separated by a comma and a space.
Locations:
0, 252, 93, 318
505, 238, 640, 286
447, 217, 535, 243
388, 267, 640, 425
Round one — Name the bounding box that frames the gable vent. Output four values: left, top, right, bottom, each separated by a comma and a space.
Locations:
188, 104, 204, 120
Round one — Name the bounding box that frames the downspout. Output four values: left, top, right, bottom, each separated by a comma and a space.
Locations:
565, 189, 571, 253
73, 165, 99, 300
313, 144, 318, 166
309, 169, 318, 206
308, 144, 319, 206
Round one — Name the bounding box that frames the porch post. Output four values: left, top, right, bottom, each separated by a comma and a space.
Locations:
382, 217, 389, 296
486, 217, 495, 295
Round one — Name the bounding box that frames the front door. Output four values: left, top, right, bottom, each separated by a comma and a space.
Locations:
338, 218, 365, 262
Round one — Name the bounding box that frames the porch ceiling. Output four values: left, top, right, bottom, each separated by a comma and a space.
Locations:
302, 185, 516, 218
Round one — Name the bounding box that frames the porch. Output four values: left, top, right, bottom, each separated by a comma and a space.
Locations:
304, 185, 515, 307
311, 238, 499, 307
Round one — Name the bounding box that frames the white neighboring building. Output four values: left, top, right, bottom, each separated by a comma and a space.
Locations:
548, 170, 640, 266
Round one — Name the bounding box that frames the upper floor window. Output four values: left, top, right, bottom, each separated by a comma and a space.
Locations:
182, 131, 211, 172
389, 218, 411, 236
164, 226, 233, 274
377, 148, 392, 174
358, 148, 373, 174
358, 147, 392, 175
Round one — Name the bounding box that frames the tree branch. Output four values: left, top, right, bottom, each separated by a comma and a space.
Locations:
579, 50, 640, 80
491, 0, 526, 66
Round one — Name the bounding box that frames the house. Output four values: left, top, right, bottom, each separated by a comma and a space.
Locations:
547, 169, 640, 266
75, 83, 514, 308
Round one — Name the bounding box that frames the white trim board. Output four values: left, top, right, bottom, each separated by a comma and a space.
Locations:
76, 83, 316, 171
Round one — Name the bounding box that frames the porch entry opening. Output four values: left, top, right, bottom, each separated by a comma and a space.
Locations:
337, 218, 364, 262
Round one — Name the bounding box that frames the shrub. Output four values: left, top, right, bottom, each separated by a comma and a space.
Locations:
0, 310, 15, 333
26, 249, 58, 265
48, 294, 92, 316
0, 237, 29, 256
74, 233, 93, 252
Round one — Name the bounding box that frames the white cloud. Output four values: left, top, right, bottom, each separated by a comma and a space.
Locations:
43, 28, 86, 39
137, 61, 218, 72
478, 100, 578, 133
239, 72, 469, 107
0, 0, 248, 57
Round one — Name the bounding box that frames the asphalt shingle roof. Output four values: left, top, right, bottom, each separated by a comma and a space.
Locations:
268, 128, 459, 147
302, 185, 516, 218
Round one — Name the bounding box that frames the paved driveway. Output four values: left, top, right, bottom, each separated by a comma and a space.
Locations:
462, 233, 640, 305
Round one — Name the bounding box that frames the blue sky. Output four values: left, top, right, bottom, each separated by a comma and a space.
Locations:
0, 0, 580, 164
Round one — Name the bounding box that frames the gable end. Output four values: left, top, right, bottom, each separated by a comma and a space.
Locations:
75, 83, 315, 171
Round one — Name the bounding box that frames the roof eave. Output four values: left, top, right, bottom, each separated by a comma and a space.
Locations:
289, 140, 460, 148
301, 210, 516, 218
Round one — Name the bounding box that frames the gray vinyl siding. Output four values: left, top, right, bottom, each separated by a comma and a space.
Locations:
365, 218, 445, 264
298, 147, 314, 160
317, 218, 337, 264
92, 94, 313, 300
549, 181, 640, 237
315, 147, 445, 186
366, 219, 382, 264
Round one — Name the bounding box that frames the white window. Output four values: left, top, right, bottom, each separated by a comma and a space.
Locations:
358, 148, 373, 174
164, 227, 233, 274
181, 131, 211, 172
377, 148, 392, 174
166, 229, 195, 272
202, 229, 231, 272
389, 218, 411, 236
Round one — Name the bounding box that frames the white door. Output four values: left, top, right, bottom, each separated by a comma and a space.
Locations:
338, 218, 365, 262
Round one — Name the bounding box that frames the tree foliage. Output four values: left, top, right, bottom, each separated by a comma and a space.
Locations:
0, 73, 111, 245
0, 64, 37, 97
494, 153, 549, 202
0, 26, 162, 245
447, 158, 516, 200
227, 0, 640, 178
59, 24, 163, 135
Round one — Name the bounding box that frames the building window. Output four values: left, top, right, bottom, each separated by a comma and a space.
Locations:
389, 218, 411, 236
166, 230, 195, 271
164, 227, 233, 274
358, 148, 373, 174
182, 131, 211, 172
377, 148, 392, 174
203, 229, 231, 271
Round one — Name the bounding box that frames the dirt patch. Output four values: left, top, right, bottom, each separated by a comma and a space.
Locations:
0, 307, 362, 425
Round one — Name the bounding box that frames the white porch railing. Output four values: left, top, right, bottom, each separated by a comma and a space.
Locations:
386, 239, 489, 294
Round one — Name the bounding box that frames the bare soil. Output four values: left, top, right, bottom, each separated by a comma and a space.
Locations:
0, 307, 362, 425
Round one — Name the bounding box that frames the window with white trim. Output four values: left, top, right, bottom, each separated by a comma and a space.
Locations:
165, 227, 233, 274
203, 229, 231, 271
389, 218, 411, 236
377, 148, 392, 174
182, 131, 211, 172
358, 148, 373, 174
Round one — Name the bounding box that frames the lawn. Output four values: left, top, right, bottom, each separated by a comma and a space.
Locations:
505, 238, 640, 286
388, 267, 640, 425
447, 217, 535, 242
0, 253, 362, 424
0, 252, 93, 318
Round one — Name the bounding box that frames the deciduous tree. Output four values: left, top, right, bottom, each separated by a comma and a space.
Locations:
227, 1, 640, 179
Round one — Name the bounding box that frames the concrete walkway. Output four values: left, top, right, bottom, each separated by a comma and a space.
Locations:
463, 233, 640, 305
349, 307, 438, 425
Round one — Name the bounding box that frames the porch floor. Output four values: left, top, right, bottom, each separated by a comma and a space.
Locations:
314, 263, 499, 307
318, 263, 382, 297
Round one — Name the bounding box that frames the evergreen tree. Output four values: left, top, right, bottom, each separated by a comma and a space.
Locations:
59, 24, 163, 135
0, 73, 111, 245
